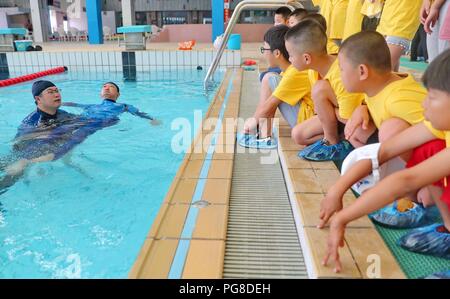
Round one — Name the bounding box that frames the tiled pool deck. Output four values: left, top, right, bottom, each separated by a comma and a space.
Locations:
0, 42, 433, 278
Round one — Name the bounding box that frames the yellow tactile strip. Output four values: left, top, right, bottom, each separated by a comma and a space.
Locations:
277, 116, 406, 279
129, 68, 242, 278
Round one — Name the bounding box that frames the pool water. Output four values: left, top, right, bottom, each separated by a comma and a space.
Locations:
0, 69, 223, 278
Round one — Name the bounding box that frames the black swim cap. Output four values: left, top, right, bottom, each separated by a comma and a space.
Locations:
32, 80, 56, 97
104, 82, 120, 93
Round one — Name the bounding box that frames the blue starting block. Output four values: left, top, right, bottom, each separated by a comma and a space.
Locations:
0, 28, 27, 52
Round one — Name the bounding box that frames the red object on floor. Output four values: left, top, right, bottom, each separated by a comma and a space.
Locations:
0, 66, 68, 88
243, 59, 256, 66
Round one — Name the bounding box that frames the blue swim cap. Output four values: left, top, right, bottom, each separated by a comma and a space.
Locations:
32, 80, 56, 97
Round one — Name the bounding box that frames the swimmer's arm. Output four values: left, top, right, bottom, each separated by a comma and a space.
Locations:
125, 104, 161, 125
62, 102, 90, 108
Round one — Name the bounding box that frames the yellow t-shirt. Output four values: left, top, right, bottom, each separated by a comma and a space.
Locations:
329, 0, 349, 40
424, 121, 450, 147
377, 0, 422, 40
327, 39, 340, 54
343, 0, 364, 40
364, 74, 426, 128
308, 69, 320, 87
324, 58, 365, 120
272, 65, 314, 123
320, 0, 332, 36
312, 0, 322, 6
361, 0, 384, 17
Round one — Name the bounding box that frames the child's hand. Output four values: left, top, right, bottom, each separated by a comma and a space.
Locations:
424, 6, 440, 34
322, 216, 346, 273
344, 105, 370, 141
420, 0, 431, 24
318, 188, 343, 228
243, 117, 258, 134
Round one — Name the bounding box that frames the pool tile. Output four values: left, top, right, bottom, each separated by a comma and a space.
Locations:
180, 160, 204, 179
154, 204, 191, 239
311, 161, 338, 170
304, 227, 361, 278
192, 204, 228, 239
207, 160, 233, 179
283, 150, 312, 169
279, 137, 305, 151
129, 239, 179, 279
279, 126, 292, 137
288, 169, 322, 193
201, 179, 231, 205
169, 179, 198, 204
295, 193, 374, 228
344, 229, 405, 279
182, 240, 225, 279
315, 169, 341, 193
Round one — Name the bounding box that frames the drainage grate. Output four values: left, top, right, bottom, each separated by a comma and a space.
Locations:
223, 70, 308, 279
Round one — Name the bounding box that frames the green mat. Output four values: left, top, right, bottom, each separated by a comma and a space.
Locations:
399, 57, 429, 72
333, 159, 450, 278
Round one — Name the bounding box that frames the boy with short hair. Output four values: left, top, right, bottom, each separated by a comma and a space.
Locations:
274, 6, 292, 26
321, 50, 450, 272
285, 20, 365, 161
301, 13, 340, 55
328, 31, 428, 227
240, 25, 314, 149
288, 8, 309, 27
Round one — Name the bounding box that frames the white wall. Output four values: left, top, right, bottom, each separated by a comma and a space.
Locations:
68, 11, 116, 34
0, 12, 8, 28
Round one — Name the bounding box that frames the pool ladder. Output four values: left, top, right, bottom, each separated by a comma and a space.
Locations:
203, 0, 306, 90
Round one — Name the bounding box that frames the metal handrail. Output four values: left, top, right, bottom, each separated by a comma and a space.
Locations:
204, 0, 304, 90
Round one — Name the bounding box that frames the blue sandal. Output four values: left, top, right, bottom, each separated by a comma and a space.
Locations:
370, 201, 429, 228
398, 223, 450, 259
298, 139, 354, 161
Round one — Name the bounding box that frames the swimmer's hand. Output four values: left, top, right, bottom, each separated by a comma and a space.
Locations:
150, 119, 162, 126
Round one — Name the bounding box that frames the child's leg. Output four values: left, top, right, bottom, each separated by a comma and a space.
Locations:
386, 36, 410, 71
426, 185, 450, 231
291, 115, 324, 146
244, 72, 280, 134
347, 121, 377, 148
259, 72, 279, 106
311, 80, 340, 144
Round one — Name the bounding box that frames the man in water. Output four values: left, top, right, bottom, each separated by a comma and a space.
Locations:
63, 82, 160, 126
0, 80, 86, 193
1, 81, 159, 193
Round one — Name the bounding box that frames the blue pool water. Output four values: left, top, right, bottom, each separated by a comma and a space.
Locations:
0, 70, 223, 278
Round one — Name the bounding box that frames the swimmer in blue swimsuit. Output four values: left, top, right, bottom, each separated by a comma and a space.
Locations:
1, 81, 160, 194
0, 80, 87, 193
63, 82, 160, 126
